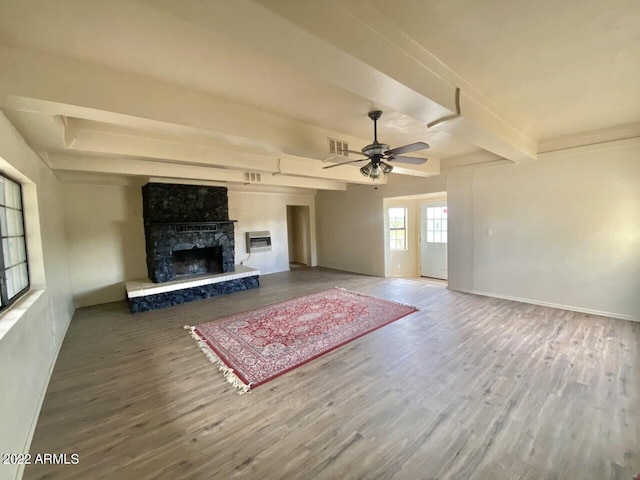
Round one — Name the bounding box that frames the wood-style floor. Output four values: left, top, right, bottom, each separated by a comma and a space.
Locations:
25, 268, 639, 479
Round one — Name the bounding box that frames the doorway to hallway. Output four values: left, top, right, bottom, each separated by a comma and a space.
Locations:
286, 205, 312, 269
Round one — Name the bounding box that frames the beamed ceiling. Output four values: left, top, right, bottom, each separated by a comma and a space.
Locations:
0, 0, 638, 190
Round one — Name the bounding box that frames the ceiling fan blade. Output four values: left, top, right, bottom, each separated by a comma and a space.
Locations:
388, 155, 427, 165
385, 141, 430, 156
338, 149, 367, 156
322, 158, 368, 169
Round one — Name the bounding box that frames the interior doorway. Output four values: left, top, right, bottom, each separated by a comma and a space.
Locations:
286, 205, 312, 268
420, 202, 448, 280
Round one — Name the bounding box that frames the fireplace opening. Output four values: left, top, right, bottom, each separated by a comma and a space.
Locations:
172, 246, 223, 277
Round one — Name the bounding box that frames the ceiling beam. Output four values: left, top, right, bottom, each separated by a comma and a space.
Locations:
244, 0, 537, 162
0, 0, 537, 171
61, 118, 391, 184
48, 153, 349, 191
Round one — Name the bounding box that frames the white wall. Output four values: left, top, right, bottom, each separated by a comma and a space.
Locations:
229, 190, 316, 274
61, 184, 147, 307
0, 113, 74, 480
317, 146, 640, 320
316, 175, 448, 277
59, 186, 318, 307
447, 140, 640, 321
316, 185, 386, 276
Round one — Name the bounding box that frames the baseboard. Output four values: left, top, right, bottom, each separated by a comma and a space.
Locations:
16, 306, 74, 480
451, 287, 639, 323
315, 263, 382, 278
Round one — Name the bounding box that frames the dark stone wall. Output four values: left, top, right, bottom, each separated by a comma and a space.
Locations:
142, 183, 236, 283
145, 222, 235, 283
142, 183, 229, 222
129, 276, 260, 313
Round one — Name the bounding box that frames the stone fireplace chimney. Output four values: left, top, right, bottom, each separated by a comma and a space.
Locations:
142, 183, 236, 283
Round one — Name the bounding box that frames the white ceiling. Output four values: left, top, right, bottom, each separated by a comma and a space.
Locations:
0, 0, 638, 189
368, 0, 640, 139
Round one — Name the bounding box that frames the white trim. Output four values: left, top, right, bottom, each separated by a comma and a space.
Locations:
451, 287, 639, 323
125, 265, 260, 298
440, 158, 513, 172
538, 137, 640, 159
538, 122, 640, 153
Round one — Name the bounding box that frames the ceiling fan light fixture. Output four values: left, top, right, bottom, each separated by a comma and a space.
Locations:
380, 161, 393, 175
360, 161, 391, 180
360, 162, 373, 177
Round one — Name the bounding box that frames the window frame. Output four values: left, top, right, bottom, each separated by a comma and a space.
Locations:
0, 171, 30, 312
389, 207, 408, 251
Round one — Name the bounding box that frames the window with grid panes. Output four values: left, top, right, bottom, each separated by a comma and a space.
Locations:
389, 207, 407, 251
0, 173, 29, 310
426, 205, 447, 243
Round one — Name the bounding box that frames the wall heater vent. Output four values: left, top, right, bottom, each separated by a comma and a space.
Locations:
246, 231, 272, 253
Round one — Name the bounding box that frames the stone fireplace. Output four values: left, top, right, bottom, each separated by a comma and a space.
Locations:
142, 183, 236, 283
127, 183, 260, 313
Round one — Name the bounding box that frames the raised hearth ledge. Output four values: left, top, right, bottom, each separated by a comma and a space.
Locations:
126, 265, 259, 299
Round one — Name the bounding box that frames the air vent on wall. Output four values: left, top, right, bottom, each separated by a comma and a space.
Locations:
243, 172, 262, 184
328, 138, 349, 157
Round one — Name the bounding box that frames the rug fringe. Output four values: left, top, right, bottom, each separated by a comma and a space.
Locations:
183, 325, 251, 395
334, 287, 419, 311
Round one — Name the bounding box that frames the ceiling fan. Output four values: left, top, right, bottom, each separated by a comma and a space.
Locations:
323, 110, 429, 179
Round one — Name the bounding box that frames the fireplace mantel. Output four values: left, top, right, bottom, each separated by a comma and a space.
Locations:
146, 220, 237, 235
145, 221, 238, 225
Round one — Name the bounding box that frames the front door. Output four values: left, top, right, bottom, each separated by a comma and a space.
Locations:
420, 202, 448, 280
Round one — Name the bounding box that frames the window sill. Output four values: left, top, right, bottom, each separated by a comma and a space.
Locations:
0, 289, 44, 341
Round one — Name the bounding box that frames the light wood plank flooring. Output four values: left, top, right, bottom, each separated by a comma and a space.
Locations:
25, 268, 639, 479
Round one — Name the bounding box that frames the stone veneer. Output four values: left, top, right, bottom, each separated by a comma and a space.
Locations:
142, 183, 236, 283
129, 276, 259, 313
144, 222, 235, 283
143, 182, 230, 222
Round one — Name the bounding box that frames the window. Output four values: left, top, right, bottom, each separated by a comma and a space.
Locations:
0, 173, 29, 310
389, 207, 407, 251
426, 205, 447, 243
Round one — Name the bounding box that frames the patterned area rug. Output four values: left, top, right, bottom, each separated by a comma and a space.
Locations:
184, 288, 417, 394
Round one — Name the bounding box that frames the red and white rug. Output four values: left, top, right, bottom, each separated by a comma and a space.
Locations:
184, 288, 417, 394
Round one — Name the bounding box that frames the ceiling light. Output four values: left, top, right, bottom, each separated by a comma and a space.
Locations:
380, 161, 393, 175
360, 162, 373, 177
360, 161, 392, 180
